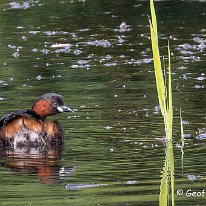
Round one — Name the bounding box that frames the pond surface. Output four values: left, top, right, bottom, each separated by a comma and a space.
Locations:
0, 0, 206, 205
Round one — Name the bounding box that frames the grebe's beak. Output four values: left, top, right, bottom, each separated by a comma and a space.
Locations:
57, 105, 74, 113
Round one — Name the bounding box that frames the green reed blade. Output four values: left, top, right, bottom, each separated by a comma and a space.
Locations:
180, 107, 184, 169
149, 20, 167, 118
149, 0, 175, 206
149, 1, 167, 119
159, 162, 169, 206
150, 0, 158, 38
167, 42, 173, 140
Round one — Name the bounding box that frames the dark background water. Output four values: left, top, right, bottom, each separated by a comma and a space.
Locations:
0, 0, 206, 205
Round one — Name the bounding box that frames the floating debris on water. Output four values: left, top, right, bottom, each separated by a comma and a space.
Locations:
187, 174, 200, 181
182, 120, 190, 125
124, 180, 138, 185
194, 84, 204, 89
8, 77, 14, 81
104, 126, 113, 130
41, 48, 49, 54
29, 30, 40, 35
153, 105, 160, 114
99, 55, 112, 63
87, 39, 111, 47
71, 59, 91, 69
117, 35, 125, 44
77, 60, 88, 65
110, 148, 115, 152
119, 22, 131, 32
196, 127, 206, 140
176, 36, 206, 63
12, 51, 20, 58
36, 75, 43, 80
8, 45, 17, 49
9, 1, 30, 9
51, 43, 71, 53
65, 183, 108, 190
196, 133, 206, 140
59, 167, 75, 176
44, 31, 69, 36
21, 36, 28, 41
22, 84, 32, 87
54, 47, 70, 54
193, 36, 206, 44
74, 49, 82, 55
178, 43, 194, 50
155, 138, 167, 145
52, 74, 62, 79
104, 62, 117, 67
32, 48, 38, 52
0, 80, 8, 86
196, 76, 206, 81
51, 43, 71, 48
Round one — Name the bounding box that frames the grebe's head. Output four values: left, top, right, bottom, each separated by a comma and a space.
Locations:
32, 93, 73, 118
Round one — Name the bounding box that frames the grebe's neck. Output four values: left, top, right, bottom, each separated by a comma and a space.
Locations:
32, 99, 53, 118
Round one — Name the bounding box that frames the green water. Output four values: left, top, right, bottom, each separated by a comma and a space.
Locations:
0, 0, 206, 205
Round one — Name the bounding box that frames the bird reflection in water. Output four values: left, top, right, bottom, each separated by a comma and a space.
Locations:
0, 145, 75, 184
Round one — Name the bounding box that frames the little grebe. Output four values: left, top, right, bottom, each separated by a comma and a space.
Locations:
0, 93, 73, 148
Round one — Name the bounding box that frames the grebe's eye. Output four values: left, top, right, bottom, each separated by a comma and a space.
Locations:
53, 102, 58, 107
